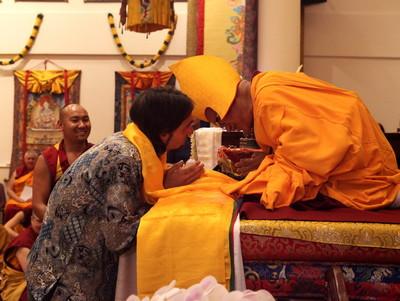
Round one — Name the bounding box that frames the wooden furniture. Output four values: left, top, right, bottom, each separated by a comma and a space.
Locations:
385, 132, 400, 167
0, 182, 6, 224
326, 266, 349, 301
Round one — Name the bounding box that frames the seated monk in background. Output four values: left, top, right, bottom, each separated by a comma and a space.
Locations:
4, 150, 38, 223
2, 210, 33, 241
1, 210, 32, 257
0, 212, 42, 301
170, 55, 400, 210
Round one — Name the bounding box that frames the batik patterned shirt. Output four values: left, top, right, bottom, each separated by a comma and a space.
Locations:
26, 132, 149, 301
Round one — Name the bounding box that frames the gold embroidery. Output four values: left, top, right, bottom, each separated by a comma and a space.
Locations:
241, 219, 400, 249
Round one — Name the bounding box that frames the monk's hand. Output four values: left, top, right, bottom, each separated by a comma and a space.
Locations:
164, 160, 205, 188
17, 197, 26, 203
234, 151, 267, 177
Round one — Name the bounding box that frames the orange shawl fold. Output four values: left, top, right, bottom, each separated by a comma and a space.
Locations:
5, 171, 34, 209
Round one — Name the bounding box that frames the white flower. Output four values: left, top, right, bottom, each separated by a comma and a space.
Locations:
200, 276, 228, 300
126, 276, 275, 301
150, 280, 186, 301
126, 295, 141, 301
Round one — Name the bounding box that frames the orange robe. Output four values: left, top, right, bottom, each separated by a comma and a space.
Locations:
4, 169, 34, 222
223, 72, 400, 210
0, 226, 38, 301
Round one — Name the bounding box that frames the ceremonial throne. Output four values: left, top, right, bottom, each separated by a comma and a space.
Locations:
221, 131, 400, 301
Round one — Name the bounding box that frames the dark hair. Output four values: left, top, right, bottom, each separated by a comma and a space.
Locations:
129, 86, 194, 156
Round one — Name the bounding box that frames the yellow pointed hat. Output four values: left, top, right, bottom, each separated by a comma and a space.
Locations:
169, 55, 241, 121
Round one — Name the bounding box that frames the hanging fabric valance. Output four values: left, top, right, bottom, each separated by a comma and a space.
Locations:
14, 70, 80, 94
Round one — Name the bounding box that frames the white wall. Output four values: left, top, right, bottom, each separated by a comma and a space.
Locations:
0, 0, 188, 180
303, 0, 400, 133
257, 0, 301, 72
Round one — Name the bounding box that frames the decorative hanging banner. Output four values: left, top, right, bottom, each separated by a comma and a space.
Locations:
125, 0, 175, 33
114, 71, 174, 131
10, 70, 81, 173
187, 0, 257, 79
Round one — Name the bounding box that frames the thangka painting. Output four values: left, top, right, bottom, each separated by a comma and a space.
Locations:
187, 0, 258, 79
114, 71, 175, 131
11, 70, 81, 172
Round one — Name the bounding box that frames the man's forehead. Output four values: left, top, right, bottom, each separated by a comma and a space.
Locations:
63, 106, 88, 118
67, 110, 88, 117
25, 151, 38, 157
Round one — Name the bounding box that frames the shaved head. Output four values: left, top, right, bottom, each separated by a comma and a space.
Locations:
60, 104, 88, 123
24, 149, 39, 169
24, 149, 39, 158
58, 103, 91, 142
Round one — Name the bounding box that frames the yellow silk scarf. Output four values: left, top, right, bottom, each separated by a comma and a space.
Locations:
123, 122, 166, 203
122, 123, 237, 297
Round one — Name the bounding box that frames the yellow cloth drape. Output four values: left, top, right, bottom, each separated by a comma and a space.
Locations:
223, 72, 400, 210
0, 262, 26, 301
137, 181, 235, 298
14, 70, 80, 94
240, 219, 400, 249
5, 171, 33, 209
122, 122, 237, 298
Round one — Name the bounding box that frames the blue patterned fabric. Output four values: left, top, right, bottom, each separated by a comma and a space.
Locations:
26, 132, 150, 301
244, 261, 400, 299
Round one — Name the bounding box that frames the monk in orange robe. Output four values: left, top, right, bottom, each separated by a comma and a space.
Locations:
4, 150, 38, 223
170, 55, 400, 210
